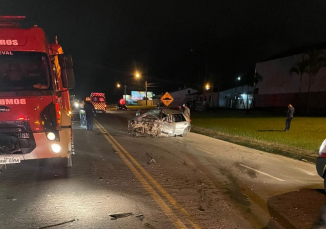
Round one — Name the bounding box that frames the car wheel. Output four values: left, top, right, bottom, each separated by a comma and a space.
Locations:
131, 128, 139, 137
182, 127, 189, 137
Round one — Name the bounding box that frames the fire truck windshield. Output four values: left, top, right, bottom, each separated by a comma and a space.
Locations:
0, 52, 50, 91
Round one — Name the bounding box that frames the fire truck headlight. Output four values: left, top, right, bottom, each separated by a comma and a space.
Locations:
47, 132, 56, 141
51, 144, 61, 153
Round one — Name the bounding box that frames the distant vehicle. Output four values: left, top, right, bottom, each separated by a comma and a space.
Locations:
316, 139, 326, 191
128, 108, 191, 137
70, 95, 80, 110
117, 98, 127, 110
0, 16, 75, 168
90, 92, 106, 113
117, 104, 127, 110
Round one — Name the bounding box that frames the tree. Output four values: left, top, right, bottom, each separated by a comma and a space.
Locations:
289, 49, 326, 114
290, 50, 326, 93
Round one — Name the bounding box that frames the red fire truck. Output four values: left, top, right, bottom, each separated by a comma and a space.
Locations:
90, 92, 106, 113
0, 16, 75, 168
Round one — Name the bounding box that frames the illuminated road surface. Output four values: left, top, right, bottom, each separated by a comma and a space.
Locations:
0, 110, 324, 229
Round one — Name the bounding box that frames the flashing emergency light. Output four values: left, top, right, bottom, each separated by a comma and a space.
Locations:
18, 116, 26, 120
119, 99, 126, 105
0, 16, 26, 19
91, 92, 105, 97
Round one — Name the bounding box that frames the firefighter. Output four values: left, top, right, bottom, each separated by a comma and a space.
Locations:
84, 97, 96, 130
79, 109, 86, 127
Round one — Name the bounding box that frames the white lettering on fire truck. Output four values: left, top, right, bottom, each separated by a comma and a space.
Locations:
0, 51, 13, 55
0, 40, 18, 46
0, 99, 26, 105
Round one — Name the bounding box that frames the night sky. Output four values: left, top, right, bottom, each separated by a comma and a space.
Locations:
2, 1, 326, 102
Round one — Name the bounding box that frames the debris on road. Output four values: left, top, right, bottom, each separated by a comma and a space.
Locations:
6, 196, 17, 201
146, 152, 156, 164
109, 212, 133, 220
38, 219, 77, 229
136, 214, 145, 221
198, 205, 205, 211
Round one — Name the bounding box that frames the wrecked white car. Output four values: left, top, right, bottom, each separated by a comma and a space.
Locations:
128, 108, 191, 137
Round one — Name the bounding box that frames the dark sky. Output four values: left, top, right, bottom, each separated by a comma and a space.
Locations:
2, 1, 326, 101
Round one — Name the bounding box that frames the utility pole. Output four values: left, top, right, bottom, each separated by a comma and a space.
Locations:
124, 84, 127, 101
145, 80, 148, 105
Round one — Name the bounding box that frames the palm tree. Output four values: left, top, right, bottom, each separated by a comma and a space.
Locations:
290, 49, 326, 113
251, 70, 263, 109
289, 55, 310, 93
290, 50, 326, 93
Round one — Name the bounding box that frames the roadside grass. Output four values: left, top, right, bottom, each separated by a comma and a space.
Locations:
191, 111, 326, 153
107, 105, 156, 110
126, 105, 156, 110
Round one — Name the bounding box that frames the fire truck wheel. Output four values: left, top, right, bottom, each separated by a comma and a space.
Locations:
61, 155, 72, 168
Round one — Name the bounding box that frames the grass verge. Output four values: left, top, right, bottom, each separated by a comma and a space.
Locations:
190, 111, 326, 163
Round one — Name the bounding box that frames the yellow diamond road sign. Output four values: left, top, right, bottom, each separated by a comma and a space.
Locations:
161, 92, 174, 107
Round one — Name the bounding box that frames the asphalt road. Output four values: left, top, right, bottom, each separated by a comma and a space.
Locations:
0, 110, 325, 229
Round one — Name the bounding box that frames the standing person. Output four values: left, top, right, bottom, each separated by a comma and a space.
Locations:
178, 105, 183, 112
285, 104, 295, 131
183, 104, 190, 118
84, 97, 96, 131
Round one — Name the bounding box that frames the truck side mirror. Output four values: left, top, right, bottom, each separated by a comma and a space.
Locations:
58, 54, 75, 89
58, 54, 73, 68
61, 68, 75, 89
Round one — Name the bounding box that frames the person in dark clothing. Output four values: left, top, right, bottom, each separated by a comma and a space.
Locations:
84, 97, 96, 130
285, 104, 295, 131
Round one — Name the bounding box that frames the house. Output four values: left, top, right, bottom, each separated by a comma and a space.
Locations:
219, 85, 254, 109
196, 85, 253, 110
167, 87, 198, 109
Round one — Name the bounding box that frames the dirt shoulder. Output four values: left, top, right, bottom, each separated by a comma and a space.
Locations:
192, 126, 317, 163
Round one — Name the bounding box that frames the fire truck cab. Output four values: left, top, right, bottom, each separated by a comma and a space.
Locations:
90, 92, 106, 113
0, 16, 75, 168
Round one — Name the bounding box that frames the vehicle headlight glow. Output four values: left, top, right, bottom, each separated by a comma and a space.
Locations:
47, 132, 56, 141
51, 144, 61, 153
319, 139, 326, 155
74, 102, 79, 108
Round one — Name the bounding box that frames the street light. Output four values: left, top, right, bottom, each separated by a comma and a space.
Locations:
117, 82, 127, 101
235, 76, 241, 108
205, 83, 214, 107
205, 84, 210, 90
135, 71, 148, 105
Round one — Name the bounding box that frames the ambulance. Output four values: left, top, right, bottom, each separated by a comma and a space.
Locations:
90, 92, 106, 113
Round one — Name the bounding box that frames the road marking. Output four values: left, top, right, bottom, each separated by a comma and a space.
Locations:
196, 148, 213, 154
296, 168, 317, 176
94, 120, 201, 229
239, 164, 284, 182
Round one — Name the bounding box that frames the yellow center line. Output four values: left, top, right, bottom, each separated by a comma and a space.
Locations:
94, 119, 201, 229
94, 120, 187, 228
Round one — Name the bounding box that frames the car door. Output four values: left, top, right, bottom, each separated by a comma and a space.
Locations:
161, 114, 176, 136
173, 113, 189, 135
